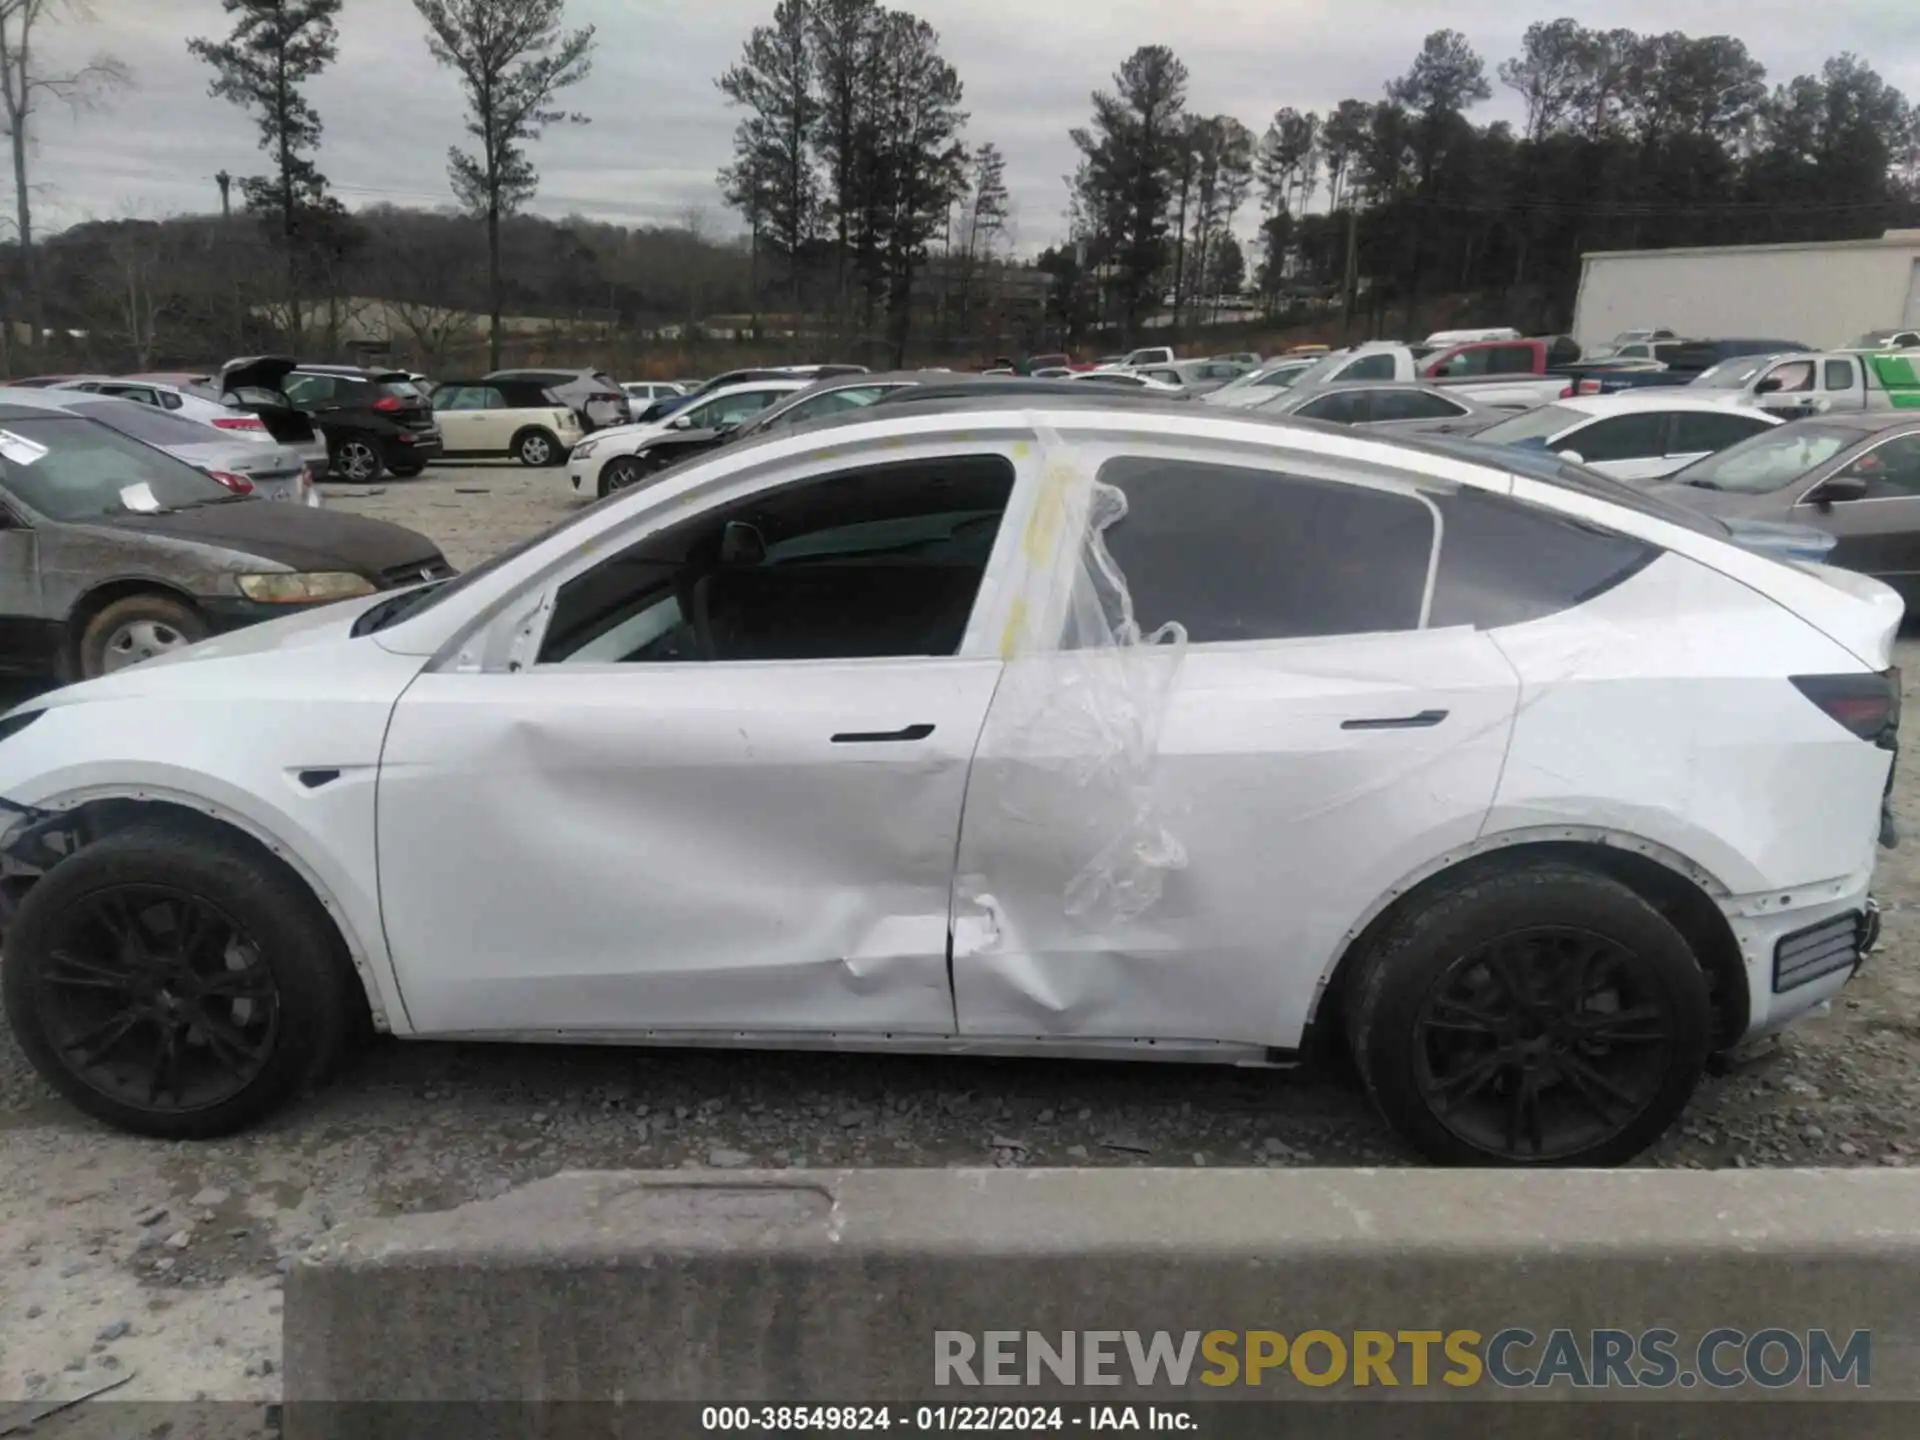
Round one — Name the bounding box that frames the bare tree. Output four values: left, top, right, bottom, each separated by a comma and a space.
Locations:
0, 0, 129, 351
412, 0, 596, 370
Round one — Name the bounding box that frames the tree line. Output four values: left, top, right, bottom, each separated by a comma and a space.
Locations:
1045, 22, 1920, 343
3, 0, 595, 372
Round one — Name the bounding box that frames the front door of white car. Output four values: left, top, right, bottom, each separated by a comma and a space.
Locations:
375, 446, 1027, 1038
948, 450, 1521, 1050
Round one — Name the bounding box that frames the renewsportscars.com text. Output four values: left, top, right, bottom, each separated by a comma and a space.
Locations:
933, 1328, 1871, 1391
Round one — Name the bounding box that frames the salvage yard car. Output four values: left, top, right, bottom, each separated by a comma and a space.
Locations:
0, 394, 1898, 1167
0, 389, 452, 677
429, 378, 583, 466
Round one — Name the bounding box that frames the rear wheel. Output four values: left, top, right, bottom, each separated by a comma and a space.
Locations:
330, 438, 384, 483
514, 428, 562, 467
598, 455, 646, 498
2, 825, 358, 1139
77, 593, 208, 679
1346, 863, 1711, 1166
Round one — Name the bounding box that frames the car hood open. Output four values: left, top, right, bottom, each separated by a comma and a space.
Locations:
76, 503, 442, 577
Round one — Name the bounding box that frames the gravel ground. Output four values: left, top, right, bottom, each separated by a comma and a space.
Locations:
2, 458, 1918, 1409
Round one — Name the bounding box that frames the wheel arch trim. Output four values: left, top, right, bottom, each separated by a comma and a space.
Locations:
1307, 824, 1739, 1029
2, 779, 406, 1036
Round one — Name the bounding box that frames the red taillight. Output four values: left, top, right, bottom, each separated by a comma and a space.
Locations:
372, 396, 403, 413
207, 470, 255, 495
212, 416, 265, 431
1791, 671, 1900, 741
1559, 385, 1575, 399
1578, 379, 1603, 395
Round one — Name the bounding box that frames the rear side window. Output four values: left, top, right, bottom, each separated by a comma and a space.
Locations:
1372, 390, 1464, 422
1823, 359, 1857, 391
1486, 345, 1536, 375
1097, 457, 1435, 643
1341, 353, 1397, 381
1565, 412, 1668, 462
1296, 391, 1371, 424
1428, 489, 1656, 630
1670, 410, 1772, 453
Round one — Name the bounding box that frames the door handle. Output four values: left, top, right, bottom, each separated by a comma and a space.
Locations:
831, 723, 936, 744
1341, 709, 1449, 731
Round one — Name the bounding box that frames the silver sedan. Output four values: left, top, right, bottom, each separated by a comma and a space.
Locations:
28, 393, 319, 505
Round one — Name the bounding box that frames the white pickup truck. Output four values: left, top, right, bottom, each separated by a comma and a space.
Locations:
1289, 341, 1569, 410
1710, 350, 1920, 419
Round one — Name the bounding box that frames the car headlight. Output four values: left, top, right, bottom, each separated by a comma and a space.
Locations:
571, 437, 600, 460
236, 572, 378, 603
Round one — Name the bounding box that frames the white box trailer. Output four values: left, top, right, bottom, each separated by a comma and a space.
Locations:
1573, 231, 1920, 352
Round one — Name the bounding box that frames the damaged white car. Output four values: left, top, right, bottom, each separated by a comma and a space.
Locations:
0, 395, 1900, 1165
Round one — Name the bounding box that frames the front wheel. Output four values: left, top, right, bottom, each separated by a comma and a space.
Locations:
597, 455, 650, 498
77, 593, 208, 679
1346, 863, 1712, 1166
1, 825, 359, 1138
330, 438, 385, 483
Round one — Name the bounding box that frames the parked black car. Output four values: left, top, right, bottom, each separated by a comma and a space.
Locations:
1650, 412, 1920, 607
281, 365, 443, 482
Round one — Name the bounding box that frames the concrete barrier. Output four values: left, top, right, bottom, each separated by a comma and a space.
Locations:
285, 1169, 1920, 1437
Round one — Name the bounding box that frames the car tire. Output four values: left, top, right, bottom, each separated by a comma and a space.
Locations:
598, 455, 646, 498
1, 824, 360, 1139
1345, 862, 1712, 1167
514, 428, 562, 467
77, 593, 209, 679
330, 437, 385, 483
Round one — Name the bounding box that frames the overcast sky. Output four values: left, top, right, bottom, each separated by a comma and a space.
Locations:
25, 0, 1920, 246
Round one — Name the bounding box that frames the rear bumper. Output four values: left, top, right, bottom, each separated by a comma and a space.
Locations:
385, 433, 443, 464
1729, 879, 1876, 1040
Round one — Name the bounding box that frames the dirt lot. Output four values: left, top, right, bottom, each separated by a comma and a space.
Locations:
2, 459, 1919, 1411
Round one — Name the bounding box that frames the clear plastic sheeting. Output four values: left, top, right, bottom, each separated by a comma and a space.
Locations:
981, 420, 1188, 924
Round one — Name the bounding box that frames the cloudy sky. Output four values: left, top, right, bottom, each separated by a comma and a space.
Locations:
24, 0, 1920, 246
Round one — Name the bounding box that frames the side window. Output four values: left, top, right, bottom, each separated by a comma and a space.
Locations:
1563, 412, 1670, 462
702, 390, 782, 427
1486, 345, 1536, 375
436, 387, 480, 411
1669, 411, 1773, 454
161, 391, 183, 410
537, 456, 1015, 665
1297, 391, 1371, 425
1823, 359, 1857, 391
1372, 390, 1465, 422
1435, 348, 1490, 377
1765, 360, 1816, 393
283, 375, 334, 406
1341, 353, 1397, 381
1839, 435, 1920, 499
482, 387, 510, 410
1428, 489, 1657, 630
1097, 457, 1435, 643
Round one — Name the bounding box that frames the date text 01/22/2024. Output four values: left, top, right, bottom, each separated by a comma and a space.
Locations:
701, 1406, 1192, 1432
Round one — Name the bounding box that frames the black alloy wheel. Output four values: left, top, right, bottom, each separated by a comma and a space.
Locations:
1346, 863, 1711, 1166
1410, 927, 1676, 1162
31, 885, 280, 1115
2, 824, 362, 1137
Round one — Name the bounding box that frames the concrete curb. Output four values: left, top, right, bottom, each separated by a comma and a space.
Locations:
284, 1168, 1920, 1421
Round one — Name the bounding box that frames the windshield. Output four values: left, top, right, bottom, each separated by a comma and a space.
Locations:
0, 415, 239, 519
1285, 352, 1354, 389
1689, 358, 1779, 389
1666, 423, 1859, 495
1473, 404, 1584, 446
65, 399, 225, 447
